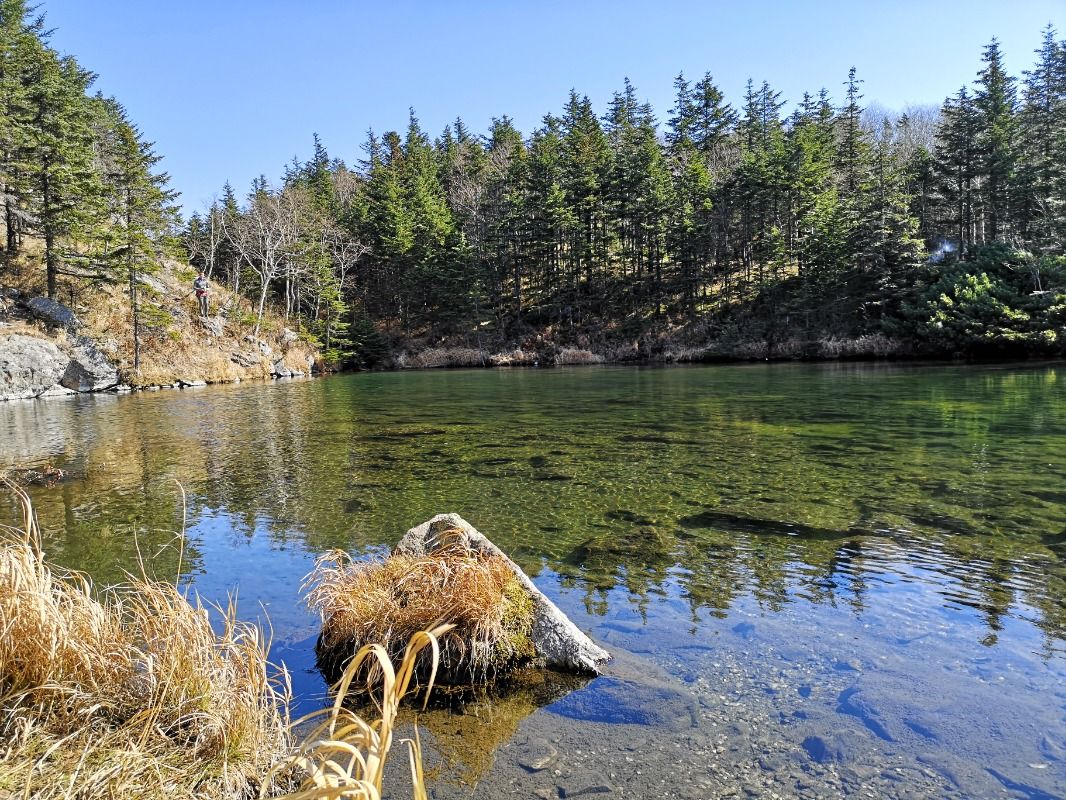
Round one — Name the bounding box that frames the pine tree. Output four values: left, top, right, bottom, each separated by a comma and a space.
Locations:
97, 99, 178, 371
934, 87, 981, 251
25, 49, 102, 298
1016, 26, 1064, 250
0, 0, 43, 255
973, 38, 1018, 241
560, 91, 611, 311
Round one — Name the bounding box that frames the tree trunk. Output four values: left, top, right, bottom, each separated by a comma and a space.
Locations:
254, 279, 269, 337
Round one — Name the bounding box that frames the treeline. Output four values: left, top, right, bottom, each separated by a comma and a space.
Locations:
191, 27, 1066, 362
0, 0, 177, 366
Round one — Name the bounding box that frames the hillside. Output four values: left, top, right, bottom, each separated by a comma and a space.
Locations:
0, 242, 318, 401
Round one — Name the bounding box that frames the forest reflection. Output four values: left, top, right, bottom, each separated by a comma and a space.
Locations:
2, 364, 1064, 651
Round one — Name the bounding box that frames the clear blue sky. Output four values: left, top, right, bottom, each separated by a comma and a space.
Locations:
42, 1, 1062, 216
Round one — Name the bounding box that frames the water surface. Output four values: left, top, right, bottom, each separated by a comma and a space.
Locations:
2, 364, 1065, 798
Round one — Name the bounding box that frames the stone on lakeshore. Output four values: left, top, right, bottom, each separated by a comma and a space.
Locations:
230, 350, 259, 368
61, 336, 118, 392
25, 296, 79, 331
200, 315, 225, 337
281, 327, 299, 345
0, 334, 68, 400
273, 361, 292, 378
395, 514, 610, 674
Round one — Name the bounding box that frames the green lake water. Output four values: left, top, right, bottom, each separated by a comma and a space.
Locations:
2, 363, 1065, 798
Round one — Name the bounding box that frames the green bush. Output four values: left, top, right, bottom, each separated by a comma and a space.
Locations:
905, 244, 1065, 356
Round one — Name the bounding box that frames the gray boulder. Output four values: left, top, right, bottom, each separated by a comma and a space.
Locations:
61, 335, 118, 392
395, 514, 610, 673
273, 361, 292, 378
0, 334, 69, 400
230, 350, 259, 368
25, 296, 79, 331
200, 315, 224, 337
135, 273, 167, 295
280, 327, 299, 345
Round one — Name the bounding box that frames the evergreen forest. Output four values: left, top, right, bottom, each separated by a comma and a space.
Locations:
2, 0, 1065, 365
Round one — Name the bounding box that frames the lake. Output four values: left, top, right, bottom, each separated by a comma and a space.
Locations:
2, 363, 1065, 798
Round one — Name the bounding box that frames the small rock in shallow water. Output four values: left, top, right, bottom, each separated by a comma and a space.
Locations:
556, 770, 612, 797
516, 737, 558, 772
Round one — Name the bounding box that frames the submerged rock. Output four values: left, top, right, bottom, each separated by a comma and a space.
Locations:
395, 514, 611, 674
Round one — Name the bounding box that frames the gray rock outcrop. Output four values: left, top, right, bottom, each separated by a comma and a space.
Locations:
200, 315, 225, 337
230, 350, 259, 368
0, 334, 70, 400
25, 296, 79, 331
61, 336, 118, 392
395, 514, 610, 674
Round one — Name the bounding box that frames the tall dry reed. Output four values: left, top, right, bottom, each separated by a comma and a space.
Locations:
0, 479, 293, 799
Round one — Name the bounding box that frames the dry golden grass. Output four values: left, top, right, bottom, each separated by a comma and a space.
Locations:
268, 623, 452, 800
397, 348, 488, 369
0, 480, 452, 800
554, 348, 604, 365
307, 540, 535, 688
0, 479, 294, 799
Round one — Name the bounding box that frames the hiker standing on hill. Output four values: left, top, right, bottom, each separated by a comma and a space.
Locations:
193, 271, 210, 316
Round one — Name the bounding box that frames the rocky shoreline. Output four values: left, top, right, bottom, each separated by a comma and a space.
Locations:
0, 292, 317, 402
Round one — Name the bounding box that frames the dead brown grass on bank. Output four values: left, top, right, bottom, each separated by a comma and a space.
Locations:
488, 348, 538, 367
307, 543, 535, 688
0, 480, 294, 799
396, 348, 488, 369
554, 348, 604, 365
268, 624, 451, 800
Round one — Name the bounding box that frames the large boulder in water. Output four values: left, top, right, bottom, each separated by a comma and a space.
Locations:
395, 514, 610, 674
0, 334, 70, 400
61, 336, 118, 392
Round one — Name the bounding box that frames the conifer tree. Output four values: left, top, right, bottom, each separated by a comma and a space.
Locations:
0, 0, 42, 255
98, 100, 177, 370
1016, 26, 1064, 249
24, 49, 101, 297
935, 88, 981, 251
974, 39, 1018, 241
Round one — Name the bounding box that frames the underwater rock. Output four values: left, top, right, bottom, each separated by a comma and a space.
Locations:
394, 514, 610, 674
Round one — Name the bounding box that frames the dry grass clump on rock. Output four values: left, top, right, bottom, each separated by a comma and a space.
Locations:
0, 481, 293, 799
271, 623, 451, 800
307, 536, 536, 688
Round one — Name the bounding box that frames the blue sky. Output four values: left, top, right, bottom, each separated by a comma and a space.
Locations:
43, 1, 1062, 216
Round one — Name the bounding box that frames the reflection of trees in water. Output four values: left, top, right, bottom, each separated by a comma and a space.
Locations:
556, 509, 1066, 650
3, 366, 1064, 652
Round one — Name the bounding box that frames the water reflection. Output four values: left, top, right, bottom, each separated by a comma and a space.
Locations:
3, 363, 1066, 796
1, 365, 1065, 651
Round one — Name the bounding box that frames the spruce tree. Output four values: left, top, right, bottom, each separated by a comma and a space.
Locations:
98, 99, 178, 370
25, 49, 101, 298
0, 0, 42, 256
973, 38, 1018, 241
1017, 26, 1064, 250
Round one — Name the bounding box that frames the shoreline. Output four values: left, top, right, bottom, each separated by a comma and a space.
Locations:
6, 351, 1065, 404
